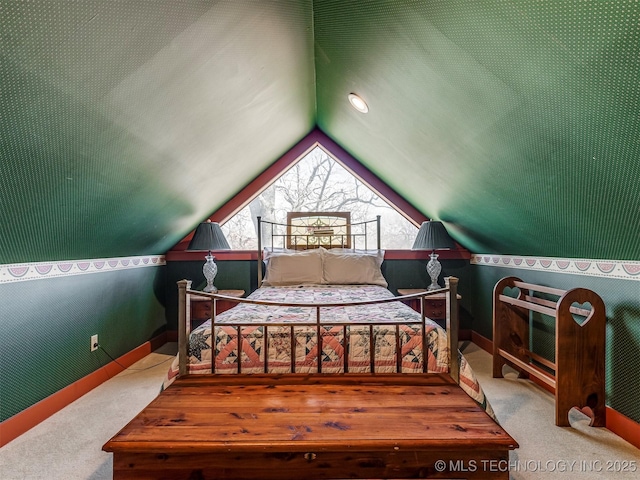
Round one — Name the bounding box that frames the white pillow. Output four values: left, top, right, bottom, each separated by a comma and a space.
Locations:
322, 249, 387, 287
327, 248, 385, 262
263, 247, 298, 261
263, 246, 326, 260
262, 249, 324, 286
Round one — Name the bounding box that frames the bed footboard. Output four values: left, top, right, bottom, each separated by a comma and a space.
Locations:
177, 277, 461, 383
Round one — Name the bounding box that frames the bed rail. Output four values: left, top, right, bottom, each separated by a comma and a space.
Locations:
177, 277, 459, 383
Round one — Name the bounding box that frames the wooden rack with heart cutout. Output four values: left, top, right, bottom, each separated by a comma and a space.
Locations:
492, 276, 606, 427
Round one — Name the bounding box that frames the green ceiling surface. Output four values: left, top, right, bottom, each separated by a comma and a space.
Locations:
2, 0, 639, 262
315, 0, 640, 260
0, 0, 315, 263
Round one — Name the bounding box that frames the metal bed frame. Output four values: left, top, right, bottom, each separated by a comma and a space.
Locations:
176, 212, 459, 382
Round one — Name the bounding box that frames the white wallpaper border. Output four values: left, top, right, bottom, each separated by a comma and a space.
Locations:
0, 255, 166, 284
471, 254, 640, 281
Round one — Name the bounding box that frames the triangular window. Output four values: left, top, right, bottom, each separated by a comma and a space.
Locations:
221, 146, 418, 249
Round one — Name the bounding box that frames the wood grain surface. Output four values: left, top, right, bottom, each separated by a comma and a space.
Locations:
104, 374, 517, 479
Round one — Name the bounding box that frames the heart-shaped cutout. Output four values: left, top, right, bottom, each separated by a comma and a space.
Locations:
568, 406, 596, 426
570, 301, 593, 325
502, 286, 521, 299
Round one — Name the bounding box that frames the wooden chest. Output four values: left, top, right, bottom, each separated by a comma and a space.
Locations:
104, 374, 517, 479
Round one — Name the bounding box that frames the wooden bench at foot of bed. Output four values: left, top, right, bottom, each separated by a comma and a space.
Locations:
103, 374, 517, 480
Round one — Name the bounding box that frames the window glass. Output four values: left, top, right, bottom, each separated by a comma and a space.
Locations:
221, 146, 418, 249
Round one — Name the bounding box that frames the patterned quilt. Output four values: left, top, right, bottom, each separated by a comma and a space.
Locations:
163, 284, 495, 419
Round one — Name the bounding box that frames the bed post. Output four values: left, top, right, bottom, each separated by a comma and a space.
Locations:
446, 277, 460, 384
177, 279, 191, 377
257, 216, 263, 287
376, 215, 381, 249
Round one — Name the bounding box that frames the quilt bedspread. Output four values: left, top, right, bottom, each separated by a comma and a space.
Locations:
164, 284, 494, 418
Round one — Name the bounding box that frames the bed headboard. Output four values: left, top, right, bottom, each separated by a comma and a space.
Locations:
285, 211, 351, 249
257, 212, 381, 286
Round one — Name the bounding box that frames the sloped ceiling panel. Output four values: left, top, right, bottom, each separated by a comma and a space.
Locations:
315, 0, 640, 260
0, 0, 315, 263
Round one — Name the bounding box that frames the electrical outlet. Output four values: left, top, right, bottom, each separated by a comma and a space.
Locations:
91, 334, 99, 352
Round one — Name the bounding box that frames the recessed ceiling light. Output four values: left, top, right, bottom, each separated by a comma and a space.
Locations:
348, 93, 369, 113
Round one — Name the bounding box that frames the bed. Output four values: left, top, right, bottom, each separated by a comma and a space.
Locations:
104, 213, 517, 479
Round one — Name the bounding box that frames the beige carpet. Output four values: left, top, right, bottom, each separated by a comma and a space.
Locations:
461, 342, 640, 479
1, 342, 638, 479
0, 343, 177, 480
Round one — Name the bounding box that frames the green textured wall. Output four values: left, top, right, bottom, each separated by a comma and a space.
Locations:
314, 0, 640, 260
0, 0, 315, 264
466, 265, 640, 424
0, 267, 165, 422
4, 0, 639, 264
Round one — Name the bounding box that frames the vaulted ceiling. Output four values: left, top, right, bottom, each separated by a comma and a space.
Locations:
2, 0, 639, 264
